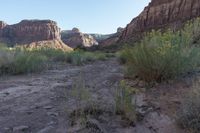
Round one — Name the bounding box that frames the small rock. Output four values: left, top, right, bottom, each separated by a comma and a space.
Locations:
138, 81, 146, 88
171, 99, 181, 104
4, 127, 11, 131
86, 117, 108, 133
134, 94, 148, 108
152, 102, 161, 110
35, 105, 40, 109
47, 112, 58, 117
3, 92, 10, 95
47, 121, 56, 126
13, 125, 29, 132
43, 106, 53, 110
26, 111, 34, 115
49, 96, 55, 100
27, 83, 34, 86
37, 126, 54, 133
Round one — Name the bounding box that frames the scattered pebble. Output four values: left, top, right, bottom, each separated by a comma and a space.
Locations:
47, 121, 56, 126
47, 112, 58, 117
13, 125, 29, 132
3, 92, 10, 95
4, 127, 11, 131
43, 105, 53, 110
26, 111, 34, 115
37, 126, 54, 133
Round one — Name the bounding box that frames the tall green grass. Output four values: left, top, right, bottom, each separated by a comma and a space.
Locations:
0, 46, 113, 75
11, 52, 48, 74
120, 19, 200, 83
0, 48, 48, 75
176, 83, 200, 133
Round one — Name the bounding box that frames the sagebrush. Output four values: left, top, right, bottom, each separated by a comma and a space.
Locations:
120, 18, 200, 83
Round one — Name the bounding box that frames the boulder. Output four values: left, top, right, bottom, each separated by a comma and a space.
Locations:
99, 27, 124, 47
61, 28, 98, 48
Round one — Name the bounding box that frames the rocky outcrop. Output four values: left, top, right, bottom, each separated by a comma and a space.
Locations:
0, 21, 7, 30
23, 40, 72, 51
90, 34, 112, 42
120, 0, 200, 42
99, 27, 124, 47
61, 28, 98, 48
0, 21, 7, 37
0, 20, 72, 51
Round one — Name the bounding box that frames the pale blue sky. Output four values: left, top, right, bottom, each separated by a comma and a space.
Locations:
0, 0, 150, 34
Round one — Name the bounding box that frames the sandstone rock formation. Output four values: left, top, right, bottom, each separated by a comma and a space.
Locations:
23, 40, 72, 51
0, 20, 72, 51
61, 28, 98, 49
99, 27, 124, 47
120, 0, 200, 42
90, 34, 112, 42
0, 21, 7, 30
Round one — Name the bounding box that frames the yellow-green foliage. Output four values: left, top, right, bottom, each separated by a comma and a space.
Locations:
176, 83, 200, 133
0, 47, 48, 75
120, 19, 200, 83
11, 51, 48, 74
0, 46, 112, 75
115, 80, 136, 124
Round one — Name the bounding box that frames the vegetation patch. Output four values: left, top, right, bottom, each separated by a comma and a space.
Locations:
0, 45, 113, 75
120, 19, 200, 83
115, 80, 137, 125
68, 77, 137, 133
176, 83, 200, 133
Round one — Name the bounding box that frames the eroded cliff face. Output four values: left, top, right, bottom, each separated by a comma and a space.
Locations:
61, 28, 98, 48
0, 21, 7, 37
0, 21, 7, 30
0, 20, 72, 51
0, 20, 60, 44
99, 27, 124, 47
120, 0, 200, 42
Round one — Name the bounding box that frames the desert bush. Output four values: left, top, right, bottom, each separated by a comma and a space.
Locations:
66, 51, 109, 65
0, 48, 48, 75
10, 51, 48, 74
115, 80, 136, 124
31, 48, 69, 62
0, 48, 15, 75
32, 48, 109, 65
120, 27, 200, 83
176, 83, 200, 133
0, 46, 112, 75
183, 17, 200, 44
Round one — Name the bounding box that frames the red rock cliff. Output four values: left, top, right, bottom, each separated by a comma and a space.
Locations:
0, 20, 71, 50
120, 0, 200, 42
61, 28, 98, 48
0, 21, 7, 30
0, 20, 72, 51
0, 20, 61, 44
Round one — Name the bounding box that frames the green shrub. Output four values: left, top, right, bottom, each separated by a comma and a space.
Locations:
120, 28, 200, 83
31, 48, 69, 62
176, 84, 200, 133
0, 46, 112, 75
115, 80, 136, 124
0, 49, 15, 75
10, 51, 48, 74
65, 51, 109, 65
0, 48, 48, 75
66, 51, 85, 65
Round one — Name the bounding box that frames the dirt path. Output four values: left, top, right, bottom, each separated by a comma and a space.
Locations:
0, 58, 185, 133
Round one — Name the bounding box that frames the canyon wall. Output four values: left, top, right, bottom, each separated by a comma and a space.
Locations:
0, 20, 72, 51
61, 28, 98, 49
120, 0, 200, 42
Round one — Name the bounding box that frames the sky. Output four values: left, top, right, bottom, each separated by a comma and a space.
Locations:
0, 0, 150, 34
